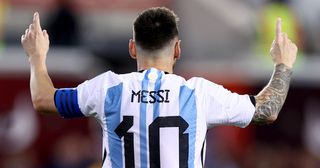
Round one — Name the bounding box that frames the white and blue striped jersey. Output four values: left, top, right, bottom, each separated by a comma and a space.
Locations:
54, 68, 255, 168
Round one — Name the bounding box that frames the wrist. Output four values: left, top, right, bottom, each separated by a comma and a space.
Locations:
29, 58, 47, 71
274, 63, 293, 79
275, 62, 293, 69
28, 52, 45, 63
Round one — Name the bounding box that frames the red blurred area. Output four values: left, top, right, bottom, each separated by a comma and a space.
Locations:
0, 74, 94, 167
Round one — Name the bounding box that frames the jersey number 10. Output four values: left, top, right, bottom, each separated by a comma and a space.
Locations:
115, 116, 189, 168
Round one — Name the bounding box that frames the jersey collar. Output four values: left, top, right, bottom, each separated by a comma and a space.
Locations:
138, 69, 169, 74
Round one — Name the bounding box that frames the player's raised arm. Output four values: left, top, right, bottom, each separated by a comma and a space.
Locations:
251, 18, 298, 125
21, 12, 58, 114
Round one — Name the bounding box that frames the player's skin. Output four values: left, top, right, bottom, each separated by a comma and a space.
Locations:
253, 18, 297, 124
21, 13, 297, 125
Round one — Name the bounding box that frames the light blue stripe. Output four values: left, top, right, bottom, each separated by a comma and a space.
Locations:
105, 83, 123, 168
179, 86, 197, 168
153, 71, 163, 119
140, 69, 150, 168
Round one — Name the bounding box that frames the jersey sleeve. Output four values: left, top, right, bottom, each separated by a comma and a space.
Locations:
195, 78, 255, 128
76, 72, 113, 119
55, 71, 117, 119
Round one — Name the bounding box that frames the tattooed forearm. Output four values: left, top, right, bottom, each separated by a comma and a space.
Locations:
252, 63, 293, 125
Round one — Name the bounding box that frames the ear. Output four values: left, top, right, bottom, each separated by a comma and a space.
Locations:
129, 39, 137, 59
174, 40, 181, 60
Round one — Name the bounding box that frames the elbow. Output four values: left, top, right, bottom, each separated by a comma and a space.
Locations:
252, 109, 279, 125
32, 96, 50, 114
266, 114, 278, 124
31, 88, 56, 114
257, 114, 278, 125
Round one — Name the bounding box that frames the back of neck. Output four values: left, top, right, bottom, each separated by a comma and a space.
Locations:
137, 56, 173, 74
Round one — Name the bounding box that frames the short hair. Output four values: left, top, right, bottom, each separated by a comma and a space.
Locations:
133, 7, 179, 51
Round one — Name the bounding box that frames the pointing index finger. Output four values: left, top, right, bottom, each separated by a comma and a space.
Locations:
33, 12, 42, 31
276, 17, 282, 42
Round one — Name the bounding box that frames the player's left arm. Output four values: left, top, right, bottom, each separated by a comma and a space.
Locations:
251, 18, 297, 125
252, 63, 292, 125
21, 12, 58, 114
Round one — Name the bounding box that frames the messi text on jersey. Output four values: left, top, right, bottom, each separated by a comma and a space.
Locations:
131, 90, 170, 103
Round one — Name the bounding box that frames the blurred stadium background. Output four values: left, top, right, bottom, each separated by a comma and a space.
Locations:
1, 0, 320, 167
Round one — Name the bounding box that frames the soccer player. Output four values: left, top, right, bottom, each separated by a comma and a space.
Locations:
21, 7, 297, 168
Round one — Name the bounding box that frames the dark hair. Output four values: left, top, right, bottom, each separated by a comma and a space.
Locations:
133, 7, 179, 51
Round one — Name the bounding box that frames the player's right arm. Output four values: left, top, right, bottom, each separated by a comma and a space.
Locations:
21, 12, 58, 114
21, 13, 107, 119
251, 18, 298, 125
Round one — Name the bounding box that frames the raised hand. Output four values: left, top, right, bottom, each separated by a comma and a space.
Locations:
21, 12, 49, 64
270, 18, 297, 68
252, 18, 297, 125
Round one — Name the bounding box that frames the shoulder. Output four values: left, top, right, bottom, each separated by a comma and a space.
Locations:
185, 77, 222, 90
161, 74, 223, 91
77, 71, 123, 94
83, 71, 125, 86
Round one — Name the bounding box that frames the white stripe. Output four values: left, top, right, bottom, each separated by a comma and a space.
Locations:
160, 127, 179, 168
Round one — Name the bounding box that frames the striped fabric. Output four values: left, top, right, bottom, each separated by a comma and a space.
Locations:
54, 68, 255, 168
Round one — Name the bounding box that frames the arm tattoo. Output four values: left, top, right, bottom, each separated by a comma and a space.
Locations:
252, 63, 293, 125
